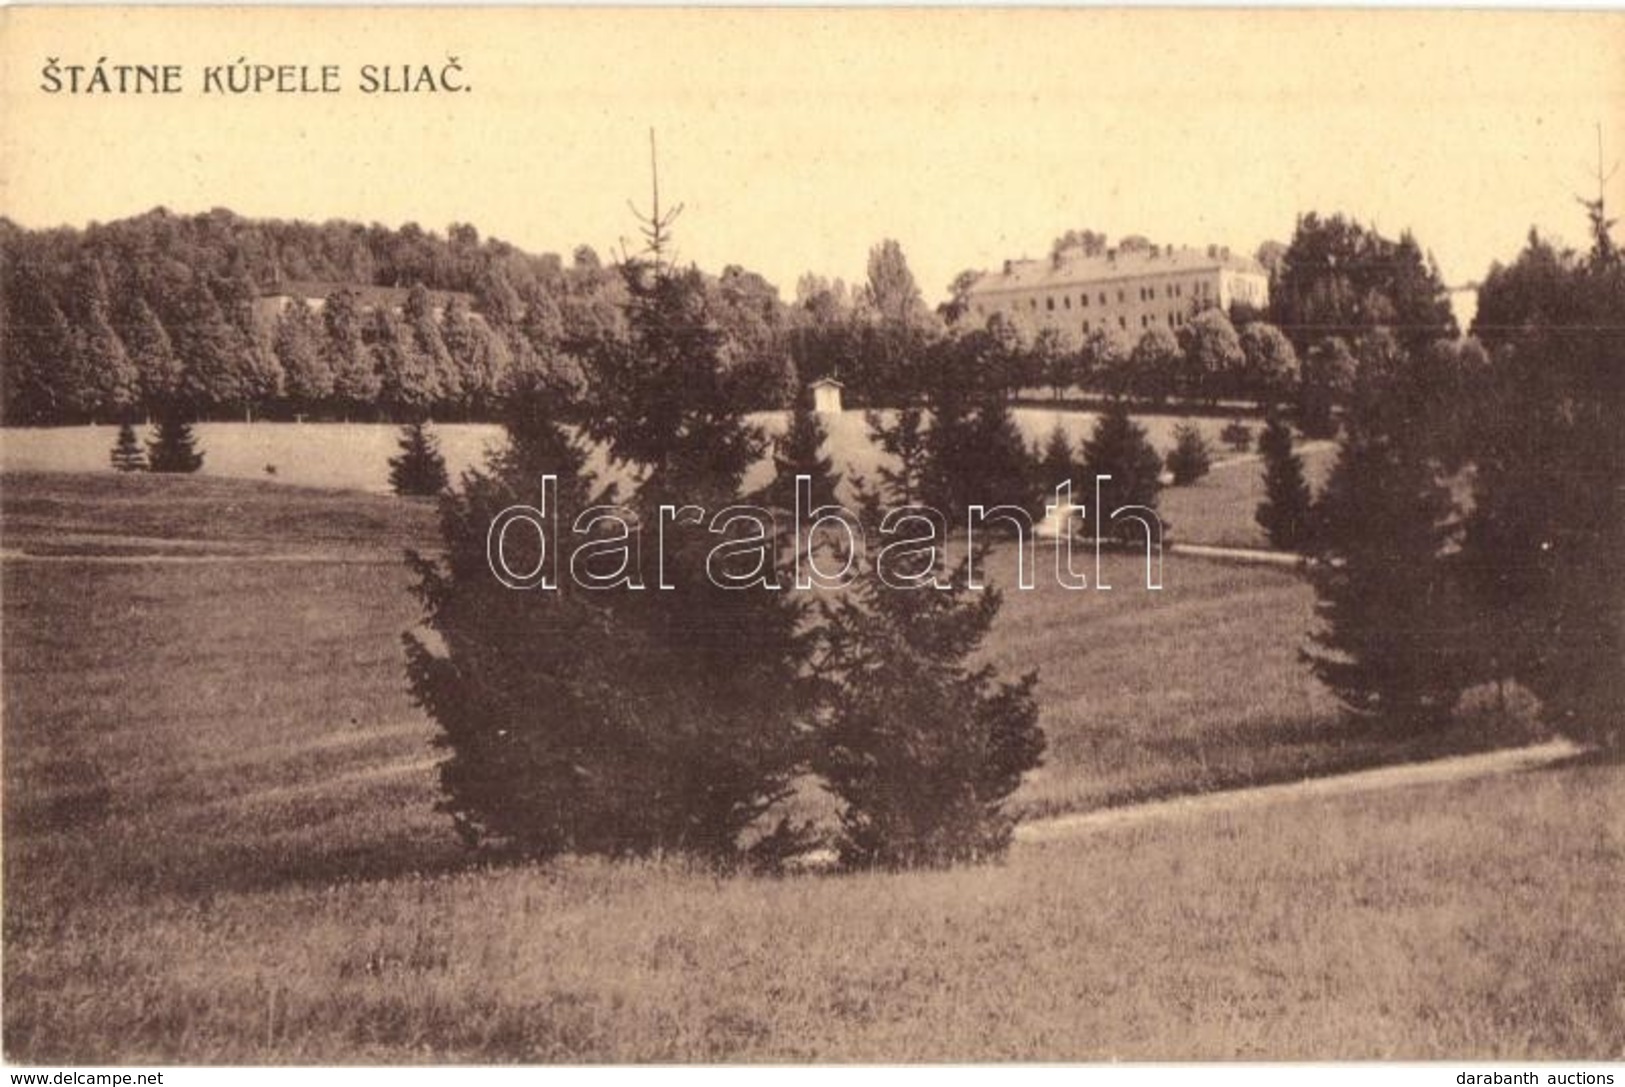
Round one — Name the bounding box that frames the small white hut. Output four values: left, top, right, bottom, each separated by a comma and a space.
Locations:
809, 377, 845, 415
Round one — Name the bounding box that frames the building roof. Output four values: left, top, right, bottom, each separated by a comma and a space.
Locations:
260, 281, 473, 308
808, 376, 845, 389
966, 246, 1267, 297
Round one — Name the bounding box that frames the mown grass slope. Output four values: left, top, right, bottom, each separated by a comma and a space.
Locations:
7, 758, 1619, 1062
3, 470, 1588, 1063
3, 471, 1526, 899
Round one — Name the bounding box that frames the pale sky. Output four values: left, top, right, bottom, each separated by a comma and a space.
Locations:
4, 8, 1623, 303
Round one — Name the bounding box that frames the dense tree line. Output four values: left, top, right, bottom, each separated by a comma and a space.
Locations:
3, 208, 1461, 432
0, 209, 795, 425
1268, 212, 1458, 355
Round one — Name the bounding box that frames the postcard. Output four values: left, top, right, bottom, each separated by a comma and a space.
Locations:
2, 6, 1621, 1070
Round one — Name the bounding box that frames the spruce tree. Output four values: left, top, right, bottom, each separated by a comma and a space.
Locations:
1079, 400, 1163, 541
868, 406, 930, 504
405, 390, 647, 857
916, 334, 1037, 523
1459, 226, 1624, 747
1255, 412, 1313, 551
812, 480, 1044, 870
109, 422, 147, 473
1037, 424, 1079, 491
146, 416, 204, 473
1302, 397, 1466, 727
573, 256, 818, 862
411, 179, 818, 863
388, 419, 450, 497
1166, 423, 1213, 485
757, 394, 841, 513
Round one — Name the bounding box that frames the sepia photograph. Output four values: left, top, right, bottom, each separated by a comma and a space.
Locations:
0, 5, 1621, 1070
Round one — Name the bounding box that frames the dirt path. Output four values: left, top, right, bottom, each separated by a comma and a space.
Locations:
4, 541, 1302, 570
1205, 438, 1338, 472
1015, 738, 1583, 845
1168, 541, 1304, 567
0, 547, 400, 565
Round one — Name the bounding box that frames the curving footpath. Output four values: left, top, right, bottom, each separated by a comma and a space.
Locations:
1015, 738, 1584, 845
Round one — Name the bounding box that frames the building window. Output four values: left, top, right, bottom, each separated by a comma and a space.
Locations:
1081, 294, 1089, 308
1046, 297, 1055, 312
1118, 290, 1126, 303
1167, 313, 1175, 327
1099, 292, 1107, 305
1063, 296, 1071, 310
1082, 319, 1090, 333
1030, 298, 1038, 310
1118, 316, 1127, 330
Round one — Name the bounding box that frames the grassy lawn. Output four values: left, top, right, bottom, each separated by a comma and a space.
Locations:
1158, 442, 1336, 550
1, 417, 1330, 551
1, 471, 1529, 889
0, 469, 441, 556
3, 470, 1592, 1062
982, 538, 1528, 820
6, 757, 1619, 1062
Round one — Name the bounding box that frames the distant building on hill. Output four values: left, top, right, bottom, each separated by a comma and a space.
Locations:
252, 281, 473, 323
964, 244, 1270, 347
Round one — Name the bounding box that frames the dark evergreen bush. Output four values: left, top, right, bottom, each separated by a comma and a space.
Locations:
1166, 424, 1213, 486
388, 420, 450, 497
146, 416, 204, 474
1220, 419, 1254, 453
1079, 401, 1162, 541
110, 422, 147, 473
1255, 413, 1313, 551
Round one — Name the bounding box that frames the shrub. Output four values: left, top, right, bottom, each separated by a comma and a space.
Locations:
1037, 424, 1080, 492
813, 485, 1043, 869
1303, 403, 1468, 727
756, 395, 840, 513
1220, 419, 1254, 453
407, 262, 818, 867
1255, 413, 1314, 551
388, 420, 450, 497
146, 416, 204, 474
110, 422, 147, 472
1079, 400, 1162, 541
1165, 424, 1212, 486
